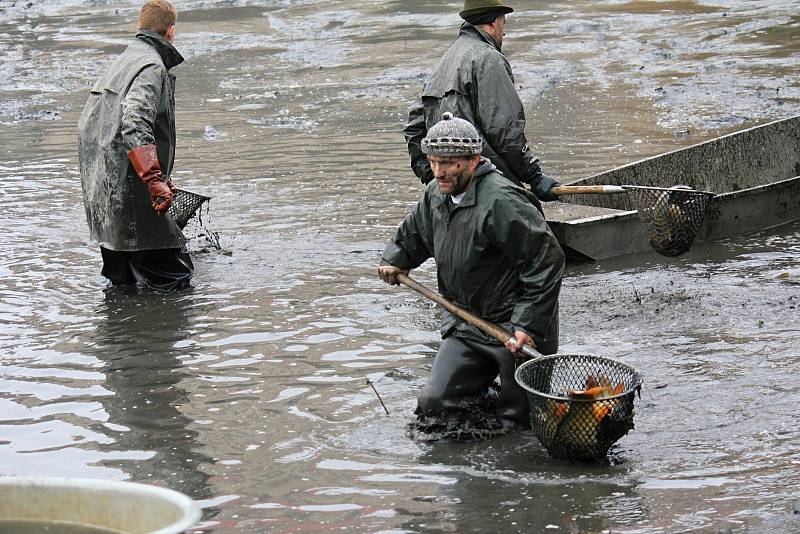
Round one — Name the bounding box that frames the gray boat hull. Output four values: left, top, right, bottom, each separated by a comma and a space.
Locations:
546, 115, 800, 261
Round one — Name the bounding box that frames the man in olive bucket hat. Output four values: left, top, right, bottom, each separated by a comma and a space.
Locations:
78, 0, 193, 291
404, 1, 561, 202
380, 113, 564, 433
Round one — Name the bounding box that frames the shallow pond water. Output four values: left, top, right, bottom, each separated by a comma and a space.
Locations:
1, 1, 799, 532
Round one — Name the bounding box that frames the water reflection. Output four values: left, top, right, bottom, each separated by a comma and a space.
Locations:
88, 289, 214, 501
401, 438, 634, 533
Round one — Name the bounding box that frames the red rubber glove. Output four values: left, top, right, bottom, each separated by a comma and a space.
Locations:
127, 145, 173, 215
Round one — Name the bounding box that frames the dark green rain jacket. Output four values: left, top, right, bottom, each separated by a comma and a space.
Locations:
382, 160, 564, 352
404, 23, 545, 191
78, 31, 184, 252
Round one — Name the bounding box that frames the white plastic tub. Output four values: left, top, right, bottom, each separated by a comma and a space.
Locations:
0, 477, 201, 534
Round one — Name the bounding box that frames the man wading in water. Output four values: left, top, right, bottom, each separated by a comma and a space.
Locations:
379, 114, 565, 434
403, 0, 561, 203
78, 0, 193, 291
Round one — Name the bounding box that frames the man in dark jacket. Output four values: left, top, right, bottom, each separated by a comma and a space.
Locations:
78, 0, 192, 291
380, 113, 565, 430
404, 0, 561, 202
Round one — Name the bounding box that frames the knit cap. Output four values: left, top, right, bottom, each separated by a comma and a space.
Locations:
421, 113, 483, 157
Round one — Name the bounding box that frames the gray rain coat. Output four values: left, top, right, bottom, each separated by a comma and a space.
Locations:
78, 31, 184, 252
382, 160, 564, 352
404, 23, 546, 191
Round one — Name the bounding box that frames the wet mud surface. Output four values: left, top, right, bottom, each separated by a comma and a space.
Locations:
1, 1, 800, 532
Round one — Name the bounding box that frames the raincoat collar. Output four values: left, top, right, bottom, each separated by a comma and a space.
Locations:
136, 30, 184, 70
459, 21, 502, 52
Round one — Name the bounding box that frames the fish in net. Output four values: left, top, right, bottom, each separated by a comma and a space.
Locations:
516, 354, 642, 462
624, 185, 715, 257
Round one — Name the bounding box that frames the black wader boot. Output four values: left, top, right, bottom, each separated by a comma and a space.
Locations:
101, 247, 193, 291
417, 336, 532, 428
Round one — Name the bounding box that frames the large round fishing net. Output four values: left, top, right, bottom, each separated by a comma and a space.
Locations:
515, 354, 642, 462
625, 185, 715, 257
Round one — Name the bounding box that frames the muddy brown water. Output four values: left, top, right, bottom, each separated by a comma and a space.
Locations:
1, 1, 799, 533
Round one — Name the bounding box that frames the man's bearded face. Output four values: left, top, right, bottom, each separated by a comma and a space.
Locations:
429, 155, 479, 196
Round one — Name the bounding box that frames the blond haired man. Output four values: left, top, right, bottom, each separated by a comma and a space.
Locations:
78, 0, 193, 290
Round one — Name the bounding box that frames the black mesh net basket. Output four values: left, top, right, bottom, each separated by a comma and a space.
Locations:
625, 185, 715, 257
515, 354, 642, 462
168, 188, 211, 229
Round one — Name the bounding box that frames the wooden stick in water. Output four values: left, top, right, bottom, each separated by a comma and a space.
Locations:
366, 378, 390, 415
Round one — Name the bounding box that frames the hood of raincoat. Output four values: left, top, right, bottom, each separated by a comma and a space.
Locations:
135, 30, 184, 70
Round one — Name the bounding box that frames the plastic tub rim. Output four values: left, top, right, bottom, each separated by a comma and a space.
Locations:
0, 476, 201, 534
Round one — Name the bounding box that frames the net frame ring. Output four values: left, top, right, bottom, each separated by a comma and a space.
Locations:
514, 354, 643, 403
514, 354, 643, 461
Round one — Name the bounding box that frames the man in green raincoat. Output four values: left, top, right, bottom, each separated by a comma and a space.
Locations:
78, 0, 192, 290
380, 113, 565, 430
404, 0, 561, 202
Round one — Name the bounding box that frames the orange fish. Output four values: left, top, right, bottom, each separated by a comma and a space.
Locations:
564, 375, 626, 421
547, 399, 569, 422
567, 386, 604, 400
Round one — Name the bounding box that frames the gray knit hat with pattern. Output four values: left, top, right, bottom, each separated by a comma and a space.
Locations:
422, 113, 483, 156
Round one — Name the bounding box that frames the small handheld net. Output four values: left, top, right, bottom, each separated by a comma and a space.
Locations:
515, 354, 642, 462
169, 188, 211, 229
624, 185, 715, 257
